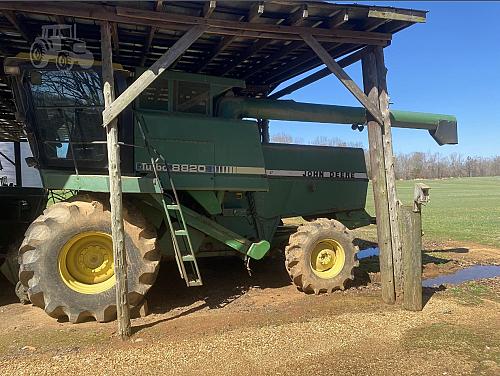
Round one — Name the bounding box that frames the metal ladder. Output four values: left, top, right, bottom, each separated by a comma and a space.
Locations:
137, 120, 202, 287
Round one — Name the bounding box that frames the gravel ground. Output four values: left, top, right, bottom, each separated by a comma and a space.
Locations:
0, 252, 498, 375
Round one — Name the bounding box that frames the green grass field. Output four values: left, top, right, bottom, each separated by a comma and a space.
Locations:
364, 176, 500, 248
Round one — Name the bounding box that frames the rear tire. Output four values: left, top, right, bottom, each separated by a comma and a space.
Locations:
285, 218, 359, 294
19, 195, 160, 323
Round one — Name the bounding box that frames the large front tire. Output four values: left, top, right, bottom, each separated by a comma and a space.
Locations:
19, 195, 160, 323
285, 218, 359, 294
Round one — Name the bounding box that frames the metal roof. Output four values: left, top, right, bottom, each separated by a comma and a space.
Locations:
0, 1, 427, 141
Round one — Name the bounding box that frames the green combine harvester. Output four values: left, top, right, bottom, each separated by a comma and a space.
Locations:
2, 55, 457, 323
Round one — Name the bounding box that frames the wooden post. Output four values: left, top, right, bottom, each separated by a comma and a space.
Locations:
362, 52, 396, 304
374, 47, 403, 297
13, 141, 22, 186
100, 21, 131, 339
400, 205, 423, 311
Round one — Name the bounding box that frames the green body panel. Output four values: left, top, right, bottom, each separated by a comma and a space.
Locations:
134, 111, 269, 192
258, 144, 368, 218
187, 190, 222, 215
40, 171, 159, 193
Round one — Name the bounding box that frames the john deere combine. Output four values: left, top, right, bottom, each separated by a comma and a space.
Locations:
2, 56, 457, 323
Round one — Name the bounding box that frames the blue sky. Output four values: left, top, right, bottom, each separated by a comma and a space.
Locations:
270, 1, 500, 157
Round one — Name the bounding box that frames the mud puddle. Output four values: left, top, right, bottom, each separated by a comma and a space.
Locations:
422, 265, 500, 287
357, 247, 500, 286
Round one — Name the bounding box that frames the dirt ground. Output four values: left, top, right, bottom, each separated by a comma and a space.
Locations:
0, 243, 498, 376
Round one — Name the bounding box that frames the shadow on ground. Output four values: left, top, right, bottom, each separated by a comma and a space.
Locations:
0, 273, 17, 306
145, 255, 292, 315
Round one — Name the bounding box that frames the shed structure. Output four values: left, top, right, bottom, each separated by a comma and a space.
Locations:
0, 1, 431, 337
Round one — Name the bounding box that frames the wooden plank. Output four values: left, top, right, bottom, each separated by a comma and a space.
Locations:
100, 21, 131, 339
3, 10, 32, 43
140, 0, 164, 67
116, 6, 391, 42
262, 18, 390, 85
0, 2, 391, 46
329, 9, 349, 29
269, 46, 373, 99
362, 51, 396, 305
102, 25, 205, 127
368, 9, 426, 23
219, 5, 310, 76
247, 1, 265, 23
110, 22, 119, 53
374, 46, 403, 297
302, 33, 384, 124
0, 2, 392, 43
400, 205, 423, 311
203, 0, 216, 18
195, 2, 263, 73
13, 141, 21, 186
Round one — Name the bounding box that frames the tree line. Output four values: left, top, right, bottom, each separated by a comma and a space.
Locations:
270, 133, 500, 180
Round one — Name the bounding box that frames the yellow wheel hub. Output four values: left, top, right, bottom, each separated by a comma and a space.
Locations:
58, 231, 115, 294
310, 239, 345, 279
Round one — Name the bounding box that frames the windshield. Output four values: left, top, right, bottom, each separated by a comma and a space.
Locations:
29, 69, 106, 165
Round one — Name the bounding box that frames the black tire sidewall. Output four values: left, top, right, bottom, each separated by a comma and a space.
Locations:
299, 224, 356, 290
33, 216, 144, 311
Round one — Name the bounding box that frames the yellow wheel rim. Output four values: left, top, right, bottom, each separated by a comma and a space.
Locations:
310, 239, 345, 279
58, 231, 115, 294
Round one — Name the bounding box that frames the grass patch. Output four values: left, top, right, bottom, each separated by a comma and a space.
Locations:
447, 281, 499, 305
404, 323, 500, 370
0, 327, 107, 357
365, 176, 500, 248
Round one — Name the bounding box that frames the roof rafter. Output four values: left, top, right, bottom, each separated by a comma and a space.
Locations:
193, 1, 265, 73
140, 0, 164, 67
217, 4, 312, 76
2, 10, 33, 43
239, 9, 347, 81
203, 0, 216, 18
263, 17, 391, 85
0, 2, 391, 43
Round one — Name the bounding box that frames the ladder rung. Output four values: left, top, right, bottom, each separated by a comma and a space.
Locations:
166, 204, 180, 210
175, 229, 188, 236
187, 280, 203, 287
182, 255, 195, 262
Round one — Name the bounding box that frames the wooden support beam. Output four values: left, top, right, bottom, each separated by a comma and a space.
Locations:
301, 33, 384, 124
329, 9, 349, 29
13, 140, 21, 186
400, 204, 423, 311
3, 10, 32, 43
111, 22, 120, 53
247, 1, 265, 23
361, 51, 396, 304
0, 2, 392, 44
140, 0, 164, 67
285, 4, 309, 27
100, 21, 131, 339
269, 46, 372, 99
55, 15, 66, 25
203, 0, 216, 18
102, 25, 205, 127
374, 46, 403, 296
